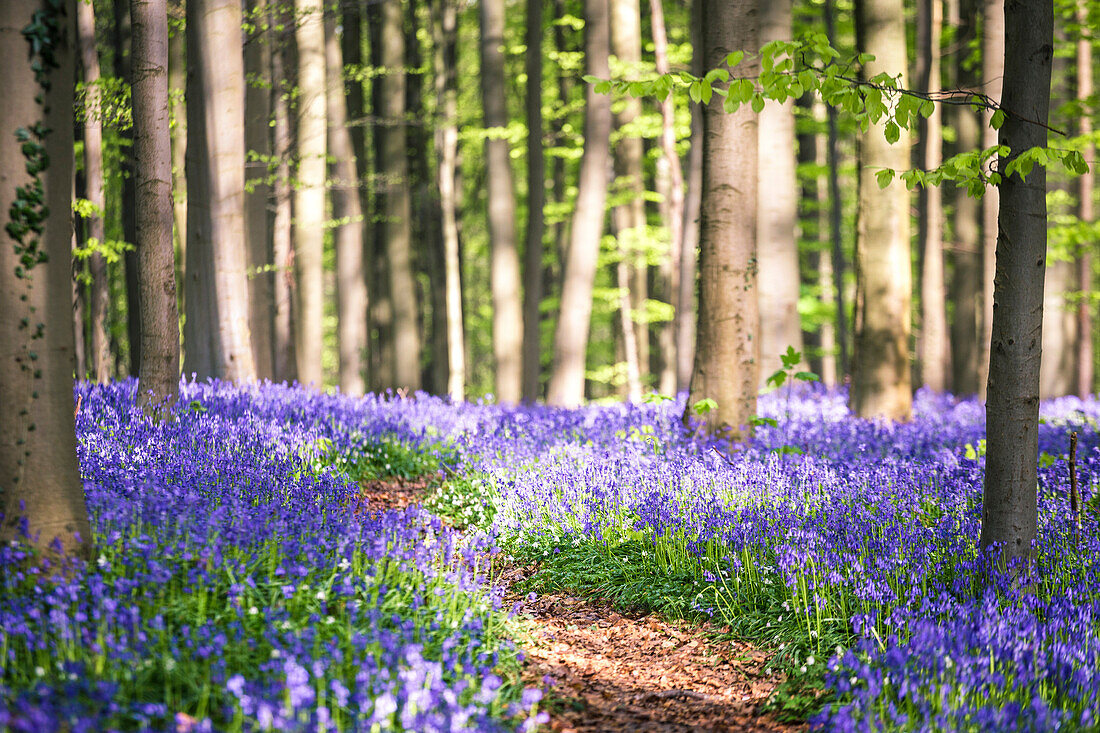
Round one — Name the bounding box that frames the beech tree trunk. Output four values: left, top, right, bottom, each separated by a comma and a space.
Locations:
979, 0, 1005, 397
824, 0, 849, 379
683, 0, 760, 440
113, 0, 142, 375
292, 0, 325, 387
949, 0, 982, 396
431, 0, 465, 401
916, 0, 949, 391
980, 0, 1052, 568
610, 0, 648, 391
133, 0, 182, 406
1077, 0, 1094, 397
651, 0, 685, 396
522, 0, 545, 402
245, 0, 274, 381
378, 0, 421, 391
168, 0, 186, 270
77, 0, 112, 384
1041, 258, 1076, 397
480, 0, 523, 403
184, 0, 256, 383
677, 0, 703, 393
757, 0, 802, 381
0, 0, 92, 560
851, 0, 912, 420
326, 12, 367, 396
270, 7, 296, 384
547, 0, 612, 407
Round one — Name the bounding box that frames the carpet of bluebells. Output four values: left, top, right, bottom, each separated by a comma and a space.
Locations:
3, 379, 1100, 731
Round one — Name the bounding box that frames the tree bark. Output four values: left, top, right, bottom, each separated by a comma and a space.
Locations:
757, 0, 803, 382
546, 0, 612, 407
851, 0, 912, 420
949, 0, 982, 396
980, 0, 1052, 568
378, 0, 421, 391
916, 0, 949, 391
184, 0, 257, 383
326, 11, 367, 396
683, 0, 760, 440
1076, 0, 1093, 398
1041, 258, 1076, 397
480, 0, 523, 403
292, 0, 325, 387
824, 0, 849, 380
610, 0, 649, 391
270, 19, 296, 384
0, 0, 92, 560
430, 0, 464, 401
522, 0, 545, 402
245, 0, 274, 381
113, 0, 142, 376
651, 0, 685, 396
133, 0, 182, 407
77, 0, 112, 384
677, 0, 703, 393
979, 0, 1004, 398
168, 0, 186, 286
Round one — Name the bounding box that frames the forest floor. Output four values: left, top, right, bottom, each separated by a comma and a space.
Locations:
358, 477, 803, 733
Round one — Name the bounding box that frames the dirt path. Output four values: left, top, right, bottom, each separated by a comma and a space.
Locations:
359, 479, 804, 732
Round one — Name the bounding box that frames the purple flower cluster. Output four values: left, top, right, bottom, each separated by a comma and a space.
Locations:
1, 379, 545, 732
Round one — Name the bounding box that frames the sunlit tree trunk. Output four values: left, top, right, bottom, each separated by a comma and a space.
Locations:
610, 0, 648, 393
547, 0, 612, 407
184, 0, 256, 383
326, 11, 367, 396
522, 0, 544, 402
949, 0, 981, 396
480, 0, 523, 403
683, 0, 760, 440
378, 0, 421, 391
77, 0, 112, 383
757, 0, 802, 382
0, 0, 92, 560
133, 0, 182, 406
677, 0, 703, 393
979, 0, 1004, 397
1076, 0, 1093, 398
292, 0, 325, 387
851, 0, 911, 420
915, 0, 949, 391
245, 0, 274, 381
430, 0, 464, 401
980, 0, 1052, 568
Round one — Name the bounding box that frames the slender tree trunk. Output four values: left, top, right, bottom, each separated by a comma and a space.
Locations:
916, 0, 949, 391
824, 0, 849, 379
949, 0, 981, 396
757, 0, 802, 381
851, 0, 912, 420
378, 0, 421, 391
1077, 0, 1093, 397
677, 0, 703, 393
1, 0, 92, 560
683, 0, 760, 440
77, 0, 112, 383
980, 0, 1052, 568
71, 176, 87, 380
271, 18, 296, 384
610, 0, 649, 391
168, 0, 186, 286
551, 0, 573, 274
113, 0, 142, 375
430, 0, 464, 401
1041, 259, 1076, 397
979, 0, 1005, 397
367, 2, 394, 391
547, 0, 612, 407
292, 0, 325, 387
245, 0, 274, 381
326, 12, 367, 396
522, 0, 545, 402
480, 0, 523, 403
651, 0, 685, 397
132, 0, 181, 406
802, 98, 838, 387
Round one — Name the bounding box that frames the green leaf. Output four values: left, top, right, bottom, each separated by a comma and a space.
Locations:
766, 369, 787, 389
990, 109, 1006, 130
884, 121, 900, 144
700, 80, 713, 105
726, 50, 745, 68
693, 398, 717, 415
750, 416, 779, 428
795, 371, 820, 383
751, 94, 765, 113
781, 345, 801, 369
920, 99, 935, 118
875, 168, 895, 189
705, 68, 730, 84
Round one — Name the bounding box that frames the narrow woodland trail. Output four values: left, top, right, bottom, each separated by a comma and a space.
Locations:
360, 479, 804, 732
